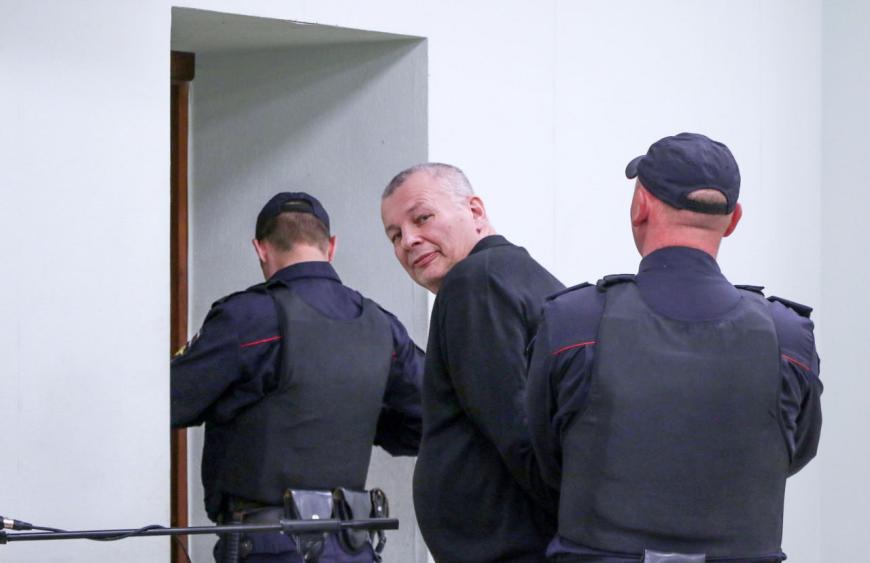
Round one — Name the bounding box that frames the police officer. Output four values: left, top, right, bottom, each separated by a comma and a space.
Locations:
171, 192, 424, 563
526, 133, 823, 563
381, 163, 563, 562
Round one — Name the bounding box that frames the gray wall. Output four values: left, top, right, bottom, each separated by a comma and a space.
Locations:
188, 39, 428, 562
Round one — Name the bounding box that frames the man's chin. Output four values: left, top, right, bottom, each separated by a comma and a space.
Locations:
414, 272, 444, 294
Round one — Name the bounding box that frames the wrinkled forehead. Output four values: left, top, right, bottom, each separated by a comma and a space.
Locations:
382, 175, 453, 222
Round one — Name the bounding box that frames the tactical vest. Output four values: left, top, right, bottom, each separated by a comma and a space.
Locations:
559, 279, 788, 558
208, 284, 392, 514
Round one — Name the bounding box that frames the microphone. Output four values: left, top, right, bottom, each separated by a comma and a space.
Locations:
1, 516, 33, 531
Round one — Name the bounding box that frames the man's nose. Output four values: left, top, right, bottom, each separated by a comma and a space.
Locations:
401, 227, 422, 250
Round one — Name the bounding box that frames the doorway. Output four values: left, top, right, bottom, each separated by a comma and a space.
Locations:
171, 8, 429, 562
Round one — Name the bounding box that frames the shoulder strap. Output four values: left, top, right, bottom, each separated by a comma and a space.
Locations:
767, 295, 813, 318
211, 281, 269, 307
734, 284, 765, 295
596, 274, 636, 293
546, 281, 593, 302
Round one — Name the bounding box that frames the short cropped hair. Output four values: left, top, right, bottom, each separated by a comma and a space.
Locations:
259, 211, 330, 253
383, 162, 474, 201
683, 189, 731, 215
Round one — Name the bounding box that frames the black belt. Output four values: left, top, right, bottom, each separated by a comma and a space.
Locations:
236, 507, 285, 525
221, 488, 389, 562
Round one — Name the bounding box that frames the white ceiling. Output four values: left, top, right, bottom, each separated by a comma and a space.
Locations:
171, 7, 418, 54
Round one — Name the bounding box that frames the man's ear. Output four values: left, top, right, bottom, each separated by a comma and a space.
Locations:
630, 185, 650, 227
469, 195, 486, 217
468, 195, 488, 230
723, 203, 742, 238
327, 235, 337, 263
252, 238, 269, 263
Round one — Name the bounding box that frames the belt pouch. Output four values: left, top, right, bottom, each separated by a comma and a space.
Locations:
333, 488, 374, 554
284, 489, 334, 562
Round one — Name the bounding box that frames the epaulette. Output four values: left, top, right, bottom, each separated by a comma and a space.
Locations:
596, 274, 636, 292
767, 295, 813, 318
546, 282, 592, 302
734, 284, 765, 295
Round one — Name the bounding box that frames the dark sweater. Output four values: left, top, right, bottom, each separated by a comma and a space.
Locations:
413, 235, 564, 563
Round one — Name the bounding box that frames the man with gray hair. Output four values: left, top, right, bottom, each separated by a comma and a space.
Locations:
381, 163, 564, 562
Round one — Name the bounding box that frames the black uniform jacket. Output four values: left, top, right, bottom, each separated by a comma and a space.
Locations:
413, 235, 565, 563
527, 246, 823, 562
171, 261, 424, 456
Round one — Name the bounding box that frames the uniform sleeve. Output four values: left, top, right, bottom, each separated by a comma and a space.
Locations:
526, 307, 562, 490
171, 303, 243, 428
374, 312, 424, 456
527, 300, 598, 491
770, 301, 823, 476
170, 299, 280, 428
438, 271, 554, 509
784, 348, 822, 476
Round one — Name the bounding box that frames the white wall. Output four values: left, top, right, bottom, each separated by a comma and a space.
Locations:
821, 1, 870, 559
186, 33, 428, 562
1, 1, 859, 561
0, 2, 171, 562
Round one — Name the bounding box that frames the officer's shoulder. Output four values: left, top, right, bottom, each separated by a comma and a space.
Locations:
211, 281, 270, 309
767, 295, 813, 319
765, 293, 815, 339
545, 274, 636, 306
543, 280, 605, 320
733, 283, 812, 317
764, 293, 817, 366
546, 281, 595, 303
734, 283, 766, 296
595, 274, 636, 292
336, 287, 392, 323
537, 282, 604, 348
734, 283, 813, 320
734, 284, 816, 359
365, 296, 399, 322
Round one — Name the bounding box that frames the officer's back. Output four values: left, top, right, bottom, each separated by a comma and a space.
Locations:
172, 192, 423, 563
526, 133, 823, 563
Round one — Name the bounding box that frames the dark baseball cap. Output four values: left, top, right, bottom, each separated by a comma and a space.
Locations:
255, 192, 330, 240
625, 132, 740, 214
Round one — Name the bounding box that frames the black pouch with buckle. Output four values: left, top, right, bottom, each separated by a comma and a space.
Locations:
284, 489, 334, 562
333, 487, 389, 561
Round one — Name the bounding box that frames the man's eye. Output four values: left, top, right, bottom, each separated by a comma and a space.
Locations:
415, 214, 432, 224
390, 232, 402, 244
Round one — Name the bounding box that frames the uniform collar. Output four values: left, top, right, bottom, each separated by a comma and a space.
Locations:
469, 234, 511, 256
269, 261, 342, 284
638, 246, 722, 276
635, 246, 737, 322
